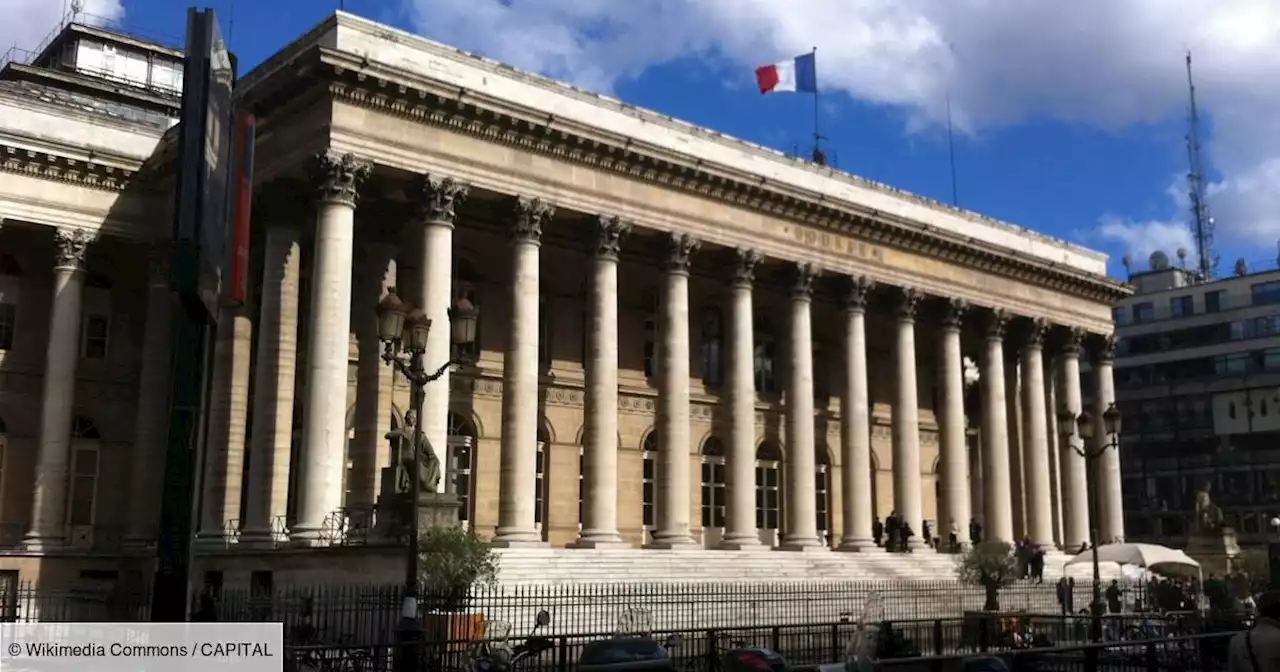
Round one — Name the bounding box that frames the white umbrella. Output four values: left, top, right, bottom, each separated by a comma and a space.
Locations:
1065, 543, 1200, 572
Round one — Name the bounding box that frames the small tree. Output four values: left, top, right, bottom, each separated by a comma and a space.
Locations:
957, 541, 1019, 611
419, 525, 499, 612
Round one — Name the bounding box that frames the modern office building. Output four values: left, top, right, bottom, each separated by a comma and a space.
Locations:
1113, 251, 1280, 548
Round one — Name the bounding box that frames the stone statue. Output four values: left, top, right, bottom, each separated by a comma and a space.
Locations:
1193, 483, 1223, 534
385, 410, 442, 496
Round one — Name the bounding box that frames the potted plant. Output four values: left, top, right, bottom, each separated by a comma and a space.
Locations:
957, 541, 1020, 650
418, 524, 499, 649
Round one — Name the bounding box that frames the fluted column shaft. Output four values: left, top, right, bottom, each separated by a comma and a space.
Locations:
651, 234, 698, 547
25, 228, 93, 549
980, 311, 1014, 543
1058, 331, 1089, 549
781, 263, 822, 549
892, 288, 927, 550
242, 221, 302, 543
937, 300, 971, 549
197, 299, 253, 541
720, 249, 763, 549
124, 243, 175, 548
1006, 355, 1025, 540
1020, 321, 1054, 547
349, 243, 397, 510
493, 197, 551, 546
292, 152, 370, 542
575, 216, 630, 547
1092, 336, 1124, 542
1045, 360, 1064, 546
837, 278, 877, 551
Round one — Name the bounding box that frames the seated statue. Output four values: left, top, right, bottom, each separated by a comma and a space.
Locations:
1192, 485, 1224, 534
385, 410, 442, 496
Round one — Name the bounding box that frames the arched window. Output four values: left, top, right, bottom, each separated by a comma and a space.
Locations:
453, 258, 481, 362
81, 273, 112, 360
535, 424, 549, 533
700, 437, 727, 528
643, 289, 660, 380
68, 416, 101, 527
642, 433, 657, 528
0, 254, 20, 351
700, 307, 724, 389
816, 447, 832, 543
447, 412, 478, 524
754, 316, 777, 393
756, 442, 782, 532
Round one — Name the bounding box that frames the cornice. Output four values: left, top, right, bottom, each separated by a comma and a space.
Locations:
293, 49, 1129, 305
0, 142, 135, 192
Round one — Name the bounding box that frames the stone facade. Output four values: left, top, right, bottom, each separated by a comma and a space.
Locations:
0, 12, 1130, 588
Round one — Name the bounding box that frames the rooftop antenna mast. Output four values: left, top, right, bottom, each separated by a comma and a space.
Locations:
1185, 51, 1217, 280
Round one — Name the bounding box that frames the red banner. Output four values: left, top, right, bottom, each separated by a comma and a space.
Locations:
226, 112, 255, 306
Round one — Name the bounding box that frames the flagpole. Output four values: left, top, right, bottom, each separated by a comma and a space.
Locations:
946, 88, 958, 206
810, 47, 825, 165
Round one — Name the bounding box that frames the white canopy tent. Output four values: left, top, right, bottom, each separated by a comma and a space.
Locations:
1066, 543, 1203, 589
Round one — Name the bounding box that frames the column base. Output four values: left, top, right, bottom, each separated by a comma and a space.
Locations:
237, 530, 286, 549
192, 535, 236, 551
22, 534, 64, 552
776, 543, 829, 553
568, 538, 630, 549
716, 539, 766, 551
490, 527, 545, 547
643, 539, 700, 550
906, 540, 935, 553
835, 539, 883, 553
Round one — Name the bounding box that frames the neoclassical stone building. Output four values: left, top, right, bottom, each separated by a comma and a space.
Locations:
0, 14, 1129, 587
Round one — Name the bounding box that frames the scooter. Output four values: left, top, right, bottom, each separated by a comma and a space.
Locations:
577, 608, 680, 671
472, 609, 554, 671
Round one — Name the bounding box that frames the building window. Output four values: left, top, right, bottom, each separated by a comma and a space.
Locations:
643, 290, 659, 380
1206, 290, 1226, 313
756, 442, 782, 531
81, 273, 112, 360
0, 254, 19, 351
452, 259, 481, 362
447, 413, 478, 523
1170, 295, 1193, 317
539, 295, 552, 371
816, 448, 831, 542
754, 316, 777, 394
700, 307, 724, 389
642, 433, 657, 528
700, 437, 727, 528
1253, 281, 1280, 307
1131, 302, 1155, 324
67, 416, 101, 527
535, 430, 548, 530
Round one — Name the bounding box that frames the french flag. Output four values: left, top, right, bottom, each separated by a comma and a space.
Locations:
755, 52, 817, 95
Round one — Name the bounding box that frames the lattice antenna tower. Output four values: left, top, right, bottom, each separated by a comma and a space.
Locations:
1185, 51, 1217, 280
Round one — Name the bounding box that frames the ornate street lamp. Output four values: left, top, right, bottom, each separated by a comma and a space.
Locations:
375, 287, 478, 672
1058, 402, 1123, 645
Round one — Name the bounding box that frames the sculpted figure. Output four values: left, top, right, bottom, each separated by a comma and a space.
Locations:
385, 410, 442, 496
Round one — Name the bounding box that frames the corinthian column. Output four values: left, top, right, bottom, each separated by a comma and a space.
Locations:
1091, 334, 1124, 543
197, 295, 254, 543
836, 277, 877, 552
980, 310, 1014, 543
1019, 319, 1054, 548
291, 152, 370, 543
573, 215, 630, 548
406, 175, 468, 488
241, 218, 303, 545
891, 287, 928, 551
493, 197, 552, 546
649, 233, 699, 548
124, 242, 174, 548
348, 241, 397, 510
25, 227, 93, 550
781, 262, 823, 550
937, 298, 971, 550
1007, 352, 1025, 540
1057, 328, 1089, 550
719, 249, 763, 549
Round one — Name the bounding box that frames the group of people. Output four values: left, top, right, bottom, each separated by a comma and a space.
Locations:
871, 512, 917, 552
1015, 539, 1048, 583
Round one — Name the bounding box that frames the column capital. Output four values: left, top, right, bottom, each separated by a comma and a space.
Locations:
984, 308, 1011, 341
593, 215, 631, 261
791, 262, 820, 300
513, 196, 555, 244
894, 286, 923, 321
1089, 332, 1118, 363
731, 248, 762, 287
843, 275, 875, 313
1059, 326, 1087, 358
665, 232, 700, 274
308, 152, 372, 206
1022, 317, 1049, 350
940, 298, 968, 331
53, 227, 93, 272
147, 240, 171, 286
411, 174, 469, 227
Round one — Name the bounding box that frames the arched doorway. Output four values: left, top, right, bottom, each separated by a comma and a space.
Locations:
535, 422, 550, 540
756, 442, 782, 546
699, 436, 727, 548
447, 412, 478, 525
641, 432, 657, 542
67, 416, 101, 546
816, 446, 832, 546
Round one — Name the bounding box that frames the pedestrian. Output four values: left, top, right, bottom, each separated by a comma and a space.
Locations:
1105, 580, 1122, 614
969, 518, 982, 544
1056, 577, 1070, 615
872, 517, 884, 547
1066, 577, 1076, 613
1230, 590, 1280, 671
948, 521, 959, 553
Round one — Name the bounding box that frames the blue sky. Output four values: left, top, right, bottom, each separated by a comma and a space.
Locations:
7, 0, 1280, 280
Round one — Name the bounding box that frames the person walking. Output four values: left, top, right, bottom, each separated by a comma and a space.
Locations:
1230, 590, 1280, 671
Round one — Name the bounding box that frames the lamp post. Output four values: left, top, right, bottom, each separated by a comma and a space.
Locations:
1058, 402, 1121, 644
375, 287, 479, 672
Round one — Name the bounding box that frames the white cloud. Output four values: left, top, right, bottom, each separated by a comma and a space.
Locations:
401, 0, 1280, 255
1, 0, 125, 63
